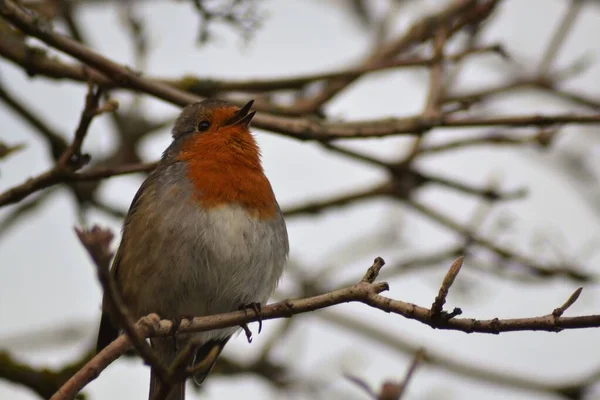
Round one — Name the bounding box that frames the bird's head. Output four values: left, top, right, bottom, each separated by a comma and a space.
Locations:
172, 99, 256, 140
167, 99, 275, 217
170, 99, 263, 170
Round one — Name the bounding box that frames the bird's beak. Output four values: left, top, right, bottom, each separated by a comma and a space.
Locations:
225, 100, 256, 127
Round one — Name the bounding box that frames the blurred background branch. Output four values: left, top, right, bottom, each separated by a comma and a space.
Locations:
1, 0, 600, 399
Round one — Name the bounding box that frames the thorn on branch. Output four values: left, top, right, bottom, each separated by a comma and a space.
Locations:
0, 141, 26, 159
74, 225, 114, 270
361, 257, 386, 283
431, 256, 464, 317
553, 287, 583, 318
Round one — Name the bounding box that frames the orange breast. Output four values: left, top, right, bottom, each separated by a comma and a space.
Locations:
176, 128, 277, 219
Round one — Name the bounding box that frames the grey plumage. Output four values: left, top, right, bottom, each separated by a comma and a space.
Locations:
95, 100, 289, 400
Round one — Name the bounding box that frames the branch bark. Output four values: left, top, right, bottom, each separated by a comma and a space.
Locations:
51, 245, 600, 400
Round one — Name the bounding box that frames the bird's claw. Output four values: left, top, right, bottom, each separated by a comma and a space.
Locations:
168, 317, 180, 352
168, 314, 193, 351
241, 323, 253, 343
238, 302, 263, 334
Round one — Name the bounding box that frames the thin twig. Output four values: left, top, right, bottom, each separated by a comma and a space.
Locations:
423, 27, 449, 119
394, 348, 426, 399
553, 287, 583, 318
73, 226, 169, 384
2, 1, 600, 142
431, 257, 464, 317
405, 198, 596, 282
538, 0, 583, 76
51, 253, 600, 399
0, 161, 156, 207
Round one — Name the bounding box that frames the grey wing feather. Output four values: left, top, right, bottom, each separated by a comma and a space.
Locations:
95, 173, 156, 353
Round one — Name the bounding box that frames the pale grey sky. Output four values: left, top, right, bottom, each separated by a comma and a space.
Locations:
1, 1, 600, 399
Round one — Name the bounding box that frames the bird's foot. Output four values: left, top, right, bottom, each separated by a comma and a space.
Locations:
168, 314, 194, 352
238, 302, 263, 343
240, 323, 253, 343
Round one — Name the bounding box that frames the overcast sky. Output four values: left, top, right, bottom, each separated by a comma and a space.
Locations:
1, 0, 600, 399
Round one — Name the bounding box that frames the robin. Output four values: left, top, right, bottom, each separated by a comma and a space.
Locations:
95, 99, 289, 400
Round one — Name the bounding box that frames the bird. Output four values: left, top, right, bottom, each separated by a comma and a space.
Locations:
95, 99, 289, 400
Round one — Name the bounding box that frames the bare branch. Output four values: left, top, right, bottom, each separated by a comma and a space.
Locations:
3, 0, 599, 143
553, 287, 584, 318
537, 0, 583, 76
51, 254, 600, 399
431, 257, 464, 317
73, 226, 169, 386
395, 348, 426, 399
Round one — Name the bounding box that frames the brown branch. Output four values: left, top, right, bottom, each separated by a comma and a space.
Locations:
282, 182, 393, 217
52, 258, 388, 399
2, 1, 596, 398
49, 314, 162, 400
0, 333, 288, 400
552, 287, 583, 318
3, 0, 600, 142
250, 112, 600, 141
52, 252, 600, 399
344, 374, 377, 398
423, 27, 449, 119
0, 81, 67, 159
0, 83, 114, 206
345, 348, 426, 400
537, 0, 583, 77
0, 350, 92, 400
421, 171, 527, 201
0, 161, 156, 207
0, 168, 66, 207
390, 348, 426, 400
0, 140, 25, 159
381, 246, 465, 278
418, 129, 557, 155
0, 0, 199, 103
166, 44, 504, 96
546, 85, 600, 110
56, 83, 103, 167
290, 0, 492, 115
73, 226, 169, 386
431, 256, 463, 317
0, 190, 54, 240
318, 145, 527, 201
364, 290, 599, 333
0, 18, 113, 84
72, 161, 157, 181
149, 340, 200, 400
445, 74, 600, 112
405, 198, 596, 282
0, 15, 502, 97
0, 138, 531, 212
320, 311, 597, 398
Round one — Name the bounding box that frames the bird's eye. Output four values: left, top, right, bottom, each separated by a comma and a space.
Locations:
197, 120, 210, 131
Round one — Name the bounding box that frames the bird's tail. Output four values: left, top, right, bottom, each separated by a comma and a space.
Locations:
150, 371, 185, 400
148, 337, 230, 400
191, 338, 230, 385
96, 312, 119, 354
149, 339, 186, 400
